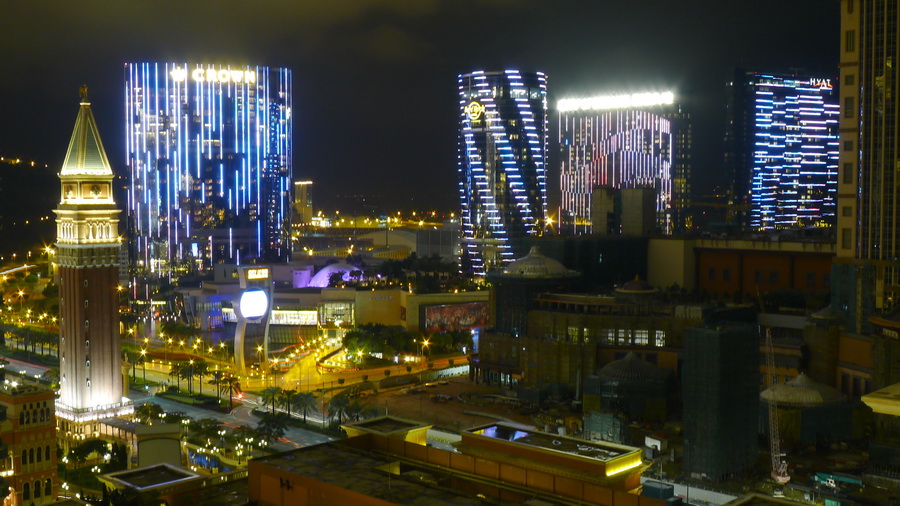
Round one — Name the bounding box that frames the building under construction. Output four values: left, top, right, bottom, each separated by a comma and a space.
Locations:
683, 324, 759, 481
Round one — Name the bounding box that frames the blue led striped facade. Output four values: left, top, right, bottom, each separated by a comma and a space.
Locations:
744, 74, 839, 230
458, 70, 548, 275
125, 63, 292, 276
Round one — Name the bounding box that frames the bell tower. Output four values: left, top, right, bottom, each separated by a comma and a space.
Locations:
54, 88, 132, 443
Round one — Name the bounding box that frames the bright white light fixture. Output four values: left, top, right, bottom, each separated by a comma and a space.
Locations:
557, 91, 675, 112
237, 289, 268, 319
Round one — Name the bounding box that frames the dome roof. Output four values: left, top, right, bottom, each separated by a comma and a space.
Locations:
616, 275, 656, 294
308, 262, 357, 288
760, 373, 845, 407
597, 352, 668, 382
502, 247, 576, 278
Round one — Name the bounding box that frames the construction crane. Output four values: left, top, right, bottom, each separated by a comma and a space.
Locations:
758, 290, 791, 484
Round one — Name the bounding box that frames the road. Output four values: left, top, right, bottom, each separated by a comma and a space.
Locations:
3, 356, 49, 379
4, 353, 333, 453
130, 390, 333, 452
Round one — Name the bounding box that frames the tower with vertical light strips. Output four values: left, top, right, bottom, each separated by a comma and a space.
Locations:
458, 70, 548, 275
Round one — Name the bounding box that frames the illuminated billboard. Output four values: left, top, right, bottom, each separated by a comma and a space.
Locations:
424, 302, 488, 333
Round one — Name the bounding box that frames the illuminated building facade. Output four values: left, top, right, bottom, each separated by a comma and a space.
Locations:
54, 92, 132, 446
458, 70, 548, 275
125, 63, 292, 279
724, 70, 839, 230
292, 180, 313, 226
558, 92, 688, 234
0, 381, 58, 506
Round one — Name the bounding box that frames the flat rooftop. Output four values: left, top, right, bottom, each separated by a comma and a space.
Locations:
345, 416, 426, 434
467, 423, 633, 462
101, 464, 199, 491
862, 382, 900, 416
254, 441, 481, 505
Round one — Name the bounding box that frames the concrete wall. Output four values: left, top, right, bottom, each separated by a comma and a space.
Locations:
648, 238, 696, 290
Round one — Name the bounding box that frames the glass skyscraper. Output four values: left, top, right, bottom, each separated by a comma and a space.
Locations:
458, 70, 548, 275
557, 92, 686, 234
724, 70, 839, 230
125, 62, 292, 280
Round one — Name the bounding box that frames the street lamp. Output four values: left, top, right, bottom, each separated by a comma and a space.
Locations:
140, 348, 147, 381
256, 345, 264, 386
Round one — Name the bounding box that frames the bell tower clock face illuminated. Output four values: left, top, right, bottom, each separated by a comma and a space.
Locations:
54, 93, 130, 424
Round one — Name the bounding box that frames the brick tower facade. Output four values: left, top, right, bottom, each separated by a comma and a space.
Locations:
54, 89, 132, 444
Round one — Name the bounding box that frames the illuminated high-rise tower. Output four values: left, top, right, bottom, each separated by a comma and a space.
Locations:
125, 63, 292, 281
834, 1, 900, 332
557, 91, 688, 234
55, 89, 132, 441
458, 70, 548, 275
724, 70, 839, 230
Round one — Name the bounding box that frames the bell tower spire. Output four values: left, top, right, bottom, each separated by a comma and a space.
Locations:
54, 89, 132, 439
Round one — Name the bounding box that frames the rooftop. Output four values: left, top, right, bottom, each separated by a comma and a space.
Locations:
467, 422, 633, 463
253, 439, 481, 505
343, 416, 428, 435
501, 246, 579, 279
102, 464, 199, 490
862, 382, 900, 417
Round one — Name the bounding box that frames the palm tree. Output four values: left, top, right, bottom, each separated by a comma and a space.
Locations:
211, 370, 223, 404
189, 418, 223, 446
346, 398, 365, 422
291, 391, 317, 423
193, 359, 209, 396
327, 394, 350, 423
279, 389, 297, 416
134, 402, 164, 425
179, 362, 195, 395
221, 375, 241, 411
260, 387, 281, 415
168, 362, 184, 391
256, 412, 290, 443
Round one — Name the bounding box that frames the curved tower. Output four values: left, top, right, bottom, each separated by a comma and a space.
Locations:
55, 89, 131, 436
458, 70, 548, 275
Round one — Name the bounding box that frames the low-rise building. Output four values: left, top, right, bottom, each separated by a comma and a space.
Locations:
0, 376, 57, 505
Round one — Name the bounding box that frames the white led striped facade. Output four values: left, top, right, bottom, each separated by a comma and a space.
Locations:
748, 74, 839, 230
458, 70, 548, 275
559, 101, 674, 234
125, 62, 292, 277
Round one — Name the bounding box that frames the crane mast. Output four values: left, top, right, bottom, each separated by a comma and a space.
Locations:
760, 297, 791, 484
764, 325, 790, 483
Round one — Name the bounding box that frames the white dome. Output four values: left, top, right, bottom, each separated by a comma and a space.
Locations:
502, 247, 575, 278
308, 262, 357, 288
760, 373, 845, 407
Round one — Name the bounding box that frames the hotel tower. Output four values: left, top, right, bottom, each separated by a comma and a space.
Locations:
458, 70, 548, 275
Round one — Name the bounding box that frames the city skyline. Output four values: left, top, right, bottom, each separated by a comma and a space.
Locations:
0, 1, 838, 214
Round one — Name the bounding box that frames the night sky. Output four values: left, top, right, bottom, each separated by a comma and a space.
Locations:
1, 0, 838, 213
